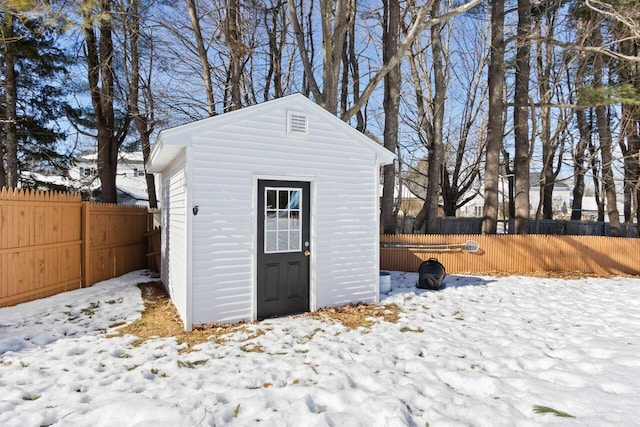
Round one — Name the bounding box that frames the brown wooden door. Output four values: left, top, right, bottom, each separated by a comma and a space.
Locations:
257, 180, 310, 319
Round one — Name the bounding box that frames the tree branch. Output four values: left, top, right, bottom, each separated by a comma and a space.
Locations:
343, 0, 481, 121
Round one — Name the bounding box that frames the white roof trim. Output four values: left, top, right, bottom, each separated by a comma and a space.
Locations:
147, 93, 395, 172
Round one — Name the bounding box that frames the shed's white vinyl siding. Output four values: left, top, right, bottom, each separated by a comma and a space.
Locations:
161, 150, 189, 327
188, 103, 379, 325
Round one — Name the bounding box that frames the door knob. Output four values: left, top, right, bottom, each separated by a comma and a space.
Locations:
304, 250, 311, 256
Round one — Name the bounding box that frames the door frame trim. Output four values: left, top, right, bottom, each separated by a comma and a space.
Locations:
251, 174, 316, 321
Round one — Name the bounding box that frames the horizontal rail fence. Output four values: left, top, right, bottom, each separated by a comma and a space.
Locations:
380, 234, 640, 276
1, 188, 149, 308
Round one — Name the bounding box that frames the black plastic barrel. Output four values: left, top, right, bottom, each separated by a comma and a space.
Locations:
417, 258, 446, 290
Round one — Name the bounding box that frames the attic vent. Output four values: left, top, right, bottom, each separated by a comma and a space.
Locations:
287, 111, 308, 135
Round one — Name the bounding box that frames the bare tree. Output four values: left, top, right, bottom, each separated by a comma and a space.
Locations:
592, 24, 622, 236
81, 0, 130, 203
287, 0, 354, 115
287, 0, 481, 119
263, 0, 288, 101
223, 0, 243, 111
482, 0, 505, 234
186, 0, 216, 116
441, 15, 488, 218
613, 17, 640, 234
404, 3, 486, 230
412, 0, 446, 234
381, 0, 400, 234
513, 0, 532, 234
570, 19, 592, 221
121, 0, 158, 208
340, 1, 365, 130
532, 3, 571, 223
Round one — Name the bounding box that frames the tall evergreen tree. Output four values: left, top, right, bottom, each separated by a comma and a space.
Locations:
1, 4, 70, 188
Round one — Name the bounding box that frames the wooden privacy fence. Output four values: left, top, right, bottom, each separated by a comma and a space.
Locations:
381, 234, 640, 276
1, 188, 149, 308
1, 189, 82, 307
82, 202, 149, 287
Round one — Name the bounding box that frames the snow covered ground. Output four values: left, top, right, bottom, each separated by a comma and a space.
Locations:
1, 270, 640, 426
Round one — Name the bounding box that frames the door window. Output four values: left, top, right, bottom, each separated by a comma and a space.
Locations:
264, 187, 302, 253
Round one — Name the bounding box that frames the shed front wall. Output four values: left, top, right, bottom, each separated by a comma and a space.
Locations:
160, 150, 189, 328
188, 106, 380, 325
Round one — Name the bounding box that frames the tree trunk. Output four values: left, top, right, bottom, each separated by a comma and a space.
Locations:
425, 0, 445, 234
126, 0, 158, 209
567, 20, 592, 221
482, 0, 504, 234
82, 0, 121, 203
572, 108, 589, 221
381, 0, 400, 234
513, 0, 532, 234
571, 44, 590, 221
347, 7, 365, 132
593, 28, 621, 236
620, 103, 640, 230
588, 139, 605, 223
186, 0, 216, 116
406, 26, 431, 233
2, 13, 18, 188
536, 27, 554, 220
287, 0, 481, 120
264, 1, 286, 100
626, 107, 640, 234
0, 129, 5, 187
225, 0, 243, 111
595, 105, 622, 235
617, 37, 640, 235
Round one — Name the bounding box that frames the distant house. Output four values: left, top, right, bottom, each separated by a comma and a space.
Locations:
21, 150, 152, 206
457, 173, 576, 220
390, 182, 427, 218
528, 173, 573, 218
70, 151, 150, 206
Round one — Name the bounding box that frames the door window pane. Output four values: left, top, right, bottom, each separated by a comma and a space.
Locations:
289, 190, 300, 209
277, 231, 289, 252
266, 231, 277, 252
264, 187, 304, 254
290, 231, 301, 251
266, 190, 277, 210
277, 210, 289, 229
278, 191, 289, 209
266, 211, 277, 230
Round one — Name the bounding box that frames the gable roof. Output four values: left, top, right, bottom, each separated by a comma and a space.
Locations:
147, 93, 395, 172
529, 172, 571, 190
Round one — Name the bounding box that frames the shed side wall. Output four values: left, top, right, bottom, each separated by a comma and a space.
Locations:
161, 151, 188, 326
188, 104, 379, 325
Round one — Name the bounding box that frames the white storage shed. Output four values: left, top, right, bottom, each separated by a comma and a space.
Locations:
146, 94, 395, 330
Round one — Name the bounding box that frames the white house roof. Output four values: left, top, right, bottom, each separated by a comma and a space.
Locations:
76, 150, 145, 164
147, 93, 395, 172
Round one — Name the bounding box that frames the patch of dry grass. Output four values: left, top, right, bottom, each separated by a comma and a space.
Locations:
114, 282, 253, 350
115, 282, 404, 347
307, 302, 401, 330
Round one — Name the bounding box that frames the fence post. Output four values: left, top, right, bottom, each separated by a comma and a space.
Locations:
81, 202, 90, 287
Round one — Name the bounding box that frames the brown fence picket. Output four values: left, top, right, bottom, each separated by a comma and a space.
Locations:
84, 203, 148, 286
1, 188, 83, 306
1, 188, 150, 307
